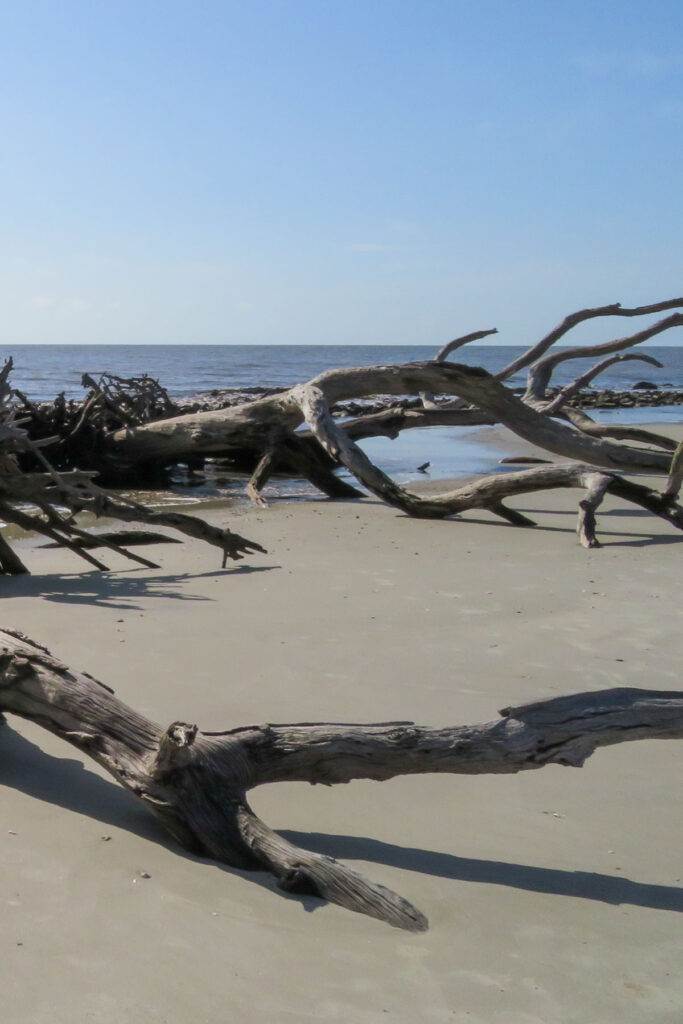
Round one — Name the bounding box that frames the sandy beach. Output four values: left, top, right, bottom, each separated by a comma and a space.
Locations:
0, 423, 681, 1024
5, 0, 683, 1016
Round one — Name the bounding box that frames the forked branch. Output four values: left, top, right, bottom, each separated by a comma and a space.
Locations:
496, 298, 683, 382
0, 630, 681, 931
293, 374, 683, 545
525, 312, 683, 401
540, 353, 664, 414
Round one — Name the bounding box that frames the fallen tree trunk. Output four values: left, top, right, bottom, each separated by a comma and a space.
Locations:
107, 361, 675, 476
0, 630, 681, 931
6, 297, 683, 545
102, 297, 683, 486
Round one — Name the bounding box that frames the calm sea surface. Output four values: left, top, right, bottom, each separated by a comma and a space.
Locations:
4, 344, 683, 400
4, 344, 682, 501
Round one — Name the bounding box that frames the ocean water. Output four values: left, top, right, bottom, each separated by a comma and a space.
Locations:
3, 344, 682, 501
4, 343, 683, 401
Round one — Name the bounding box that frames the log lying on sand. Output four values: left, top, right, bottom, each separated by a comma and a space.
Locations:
294, 376, 683, 543
93, 298, 683, 523
1, 629, 681, 931
13, 298, 683, 495
107, 360, 677, 476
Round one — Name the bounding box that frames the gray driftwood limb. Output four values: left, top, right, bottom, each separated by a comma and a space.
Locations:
109, 360, 677, 475
5, 297, 683, 557
523, 312, 683, 402
102, 293, 683, 482
663, 440, 683, 500
0, 357, 266, 575
495, 297, 683, 382
1, 629, 681, 932
293, 377, 683, 540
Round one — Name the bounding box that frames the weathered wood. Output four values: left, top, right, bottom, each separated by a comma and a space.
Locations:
540, 353, 664, 413
246, 448, 277, 507
294, 377, 683, 539
39, 530, 183, 550
524, 312, 683, 401
434, 328, 498, 363
0, 358, 266, 574
5, 297, 683, 551
0, 475, 266, 574
106, 359, 678, 476
0, 630, 681, 931
496, 297, 683, 381
560, 408, 679, 452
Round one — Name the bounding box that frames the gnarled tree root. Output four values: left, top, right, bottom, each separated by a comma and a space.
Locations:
1, 629, 681, 931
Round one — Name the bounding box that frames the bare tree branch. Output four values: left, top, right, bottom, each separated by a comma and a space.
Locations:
434, 328, 498, 363
541, 353, 664, 413
496, 298, 683, 382
560, 407, 679, 452
524, 312, 683, 400
0, 362, 266, 574
664, 440, 683, 501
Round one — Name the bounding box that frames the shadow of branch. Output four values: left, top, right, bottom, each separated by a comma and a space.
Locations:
0, 565, 280, 608
1, 725, 679, 919
280, 830, 682, 913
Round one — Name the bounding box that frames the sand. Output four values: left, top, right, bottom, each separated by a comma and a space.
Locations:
1, 429, 682, 1023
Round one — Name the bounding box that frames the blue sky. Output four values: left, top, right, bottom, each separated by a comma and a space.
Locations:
1, 1, 682, 345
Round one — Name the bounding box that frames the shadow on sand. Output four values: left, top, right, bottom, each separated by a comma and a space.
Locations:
281, 830, 683, 913
1, 725, 679, 917
0, 565, 280, 609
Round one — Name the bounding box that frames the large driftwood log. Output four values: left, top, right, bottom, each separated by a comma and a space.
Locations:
5, 297, 683, 556
93, 298, 683, 522
101, 297, 683, 472
1, 629, 681, 931
107, 361, 675, 475
292, 373, 683, 543
9, 298, 683, 494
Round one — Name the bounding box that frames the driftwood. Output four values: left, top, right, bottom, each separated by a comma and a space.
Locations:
292, 371, 683, 542
105, 360, 677, 476
0, 360, 265, 575
4, 296, 683, 568
91, 298, 683, 531
0, 629, 681, 931
0, 470, 265, 575
11, 298, 683, 487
